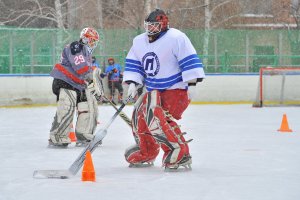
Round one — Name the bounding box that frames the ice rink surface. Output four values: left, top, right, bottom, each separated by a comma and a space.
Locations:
0, 104, 299, 200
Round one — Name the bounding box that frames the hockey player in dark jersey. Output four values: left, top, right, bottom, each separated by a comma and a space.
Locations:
49, 27, 104, 147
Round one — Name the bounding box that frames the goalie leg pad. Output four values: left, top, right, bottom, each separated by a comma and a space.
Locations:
75, 91, 98, 141
125, 105, 160, 165
131, 94, 146, 143
124, 134, 160, 165
49, 89, 76, 145
143, 90, 189, 166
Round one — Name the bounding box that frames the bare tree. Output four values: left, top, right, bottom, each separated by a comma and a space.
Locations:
54, 0, 64, 59
202, 0, 240, 65
285, 0, 300, 65
145, 0, 152, 15
101, 0, 153, 30
0, 0, 59, 27
96, 0, 104, 29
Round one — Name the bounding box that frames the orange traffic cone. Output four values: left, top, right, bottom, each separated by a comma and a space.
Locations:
278, 114, 292, 132
68, 123, 77, 142
82, 150, 96, 182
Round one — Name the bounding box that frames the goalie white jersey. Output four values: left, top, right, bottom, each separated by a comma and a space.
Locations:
123, 28, 205, 91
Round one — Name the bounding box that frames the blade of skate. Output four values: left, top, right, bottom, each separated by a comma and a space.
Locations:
164, 166, 192, 172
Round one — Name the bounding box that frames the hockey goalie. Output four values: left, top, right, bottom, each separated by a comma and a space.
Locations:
48, 27, 104, 148
123, 9, 205, 170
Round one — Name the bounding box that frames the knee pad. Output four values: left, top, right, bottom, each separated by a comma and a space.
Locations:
75, 92, 98, 141
50, 88, 77, 143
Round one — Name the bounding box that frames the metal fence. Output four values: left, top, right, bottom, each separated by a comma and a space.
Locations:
1, 27, 300, 74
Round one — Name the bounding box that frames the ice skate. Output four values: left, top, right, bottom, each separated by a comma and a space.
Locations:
48, 138, 69, 148
75, 139, 102, 147
75, 139, 90, 147
164, 155, 192, 172
75, 132, 101, 147
128, 161, 154, 168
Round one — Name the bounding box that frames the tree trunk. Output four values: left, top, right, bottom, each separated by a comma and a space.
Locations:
68, 0, 76, 29
55, 0, 64, 61
203, 0, 211, 68
145, 0, 152, 16
96, 0, 103, 29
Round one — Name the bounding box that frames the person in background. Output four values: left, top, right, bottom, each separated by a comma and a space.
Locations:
92, 56, 100, 69
102, 58, 124, 104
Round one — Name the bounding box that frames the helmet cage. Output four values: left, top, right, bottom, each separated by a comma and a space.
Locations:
144, 21, 162, 36
80, 28, 99, 53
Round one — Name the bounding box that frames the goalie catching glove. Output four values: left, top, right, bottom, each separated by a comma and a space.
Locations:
87, 68, 104, 101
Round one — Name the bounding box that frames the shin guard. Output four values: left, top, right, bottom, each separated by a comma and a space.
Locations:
75, 90, 98, 141
144, 91, 189, 166
49, 89, 76, 145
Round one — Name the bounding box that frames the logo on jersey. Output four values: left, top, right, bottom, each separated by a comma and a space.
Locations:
142, 52, 160, 77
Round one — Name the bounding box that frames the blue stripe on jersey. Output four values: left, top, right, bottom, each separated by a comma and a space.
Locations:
145, 72, 183, 91
178, 54, 199, 65
179, 54, 203, 71
181, 61, 203, 72
145, 72, 181, 83
125, 60, 146, 77
126, 58, 141, 65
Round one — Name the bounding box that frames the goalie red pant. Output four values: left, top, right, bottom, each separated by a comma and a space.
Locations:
125, 89, 190, 167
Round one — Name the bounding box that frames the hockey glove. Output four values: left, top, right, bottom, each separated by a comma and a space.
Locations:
100, 73, 106, 78
87, 68, 104, 101
112, 68, 118, 73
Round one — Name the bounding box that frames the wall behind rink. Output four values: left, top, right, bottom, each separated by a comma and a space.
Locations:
0, 74, 259, 106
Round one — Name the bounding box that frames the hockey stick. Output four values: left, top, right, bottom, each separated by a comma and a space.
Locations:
102, 95, 139, 144
33, 95, 133, 179
101, 95, 132, 127
105, 84, 145, 127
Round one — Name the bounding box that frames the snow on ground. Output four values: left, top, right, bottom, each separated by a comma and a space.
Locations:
0, 104, 300, 200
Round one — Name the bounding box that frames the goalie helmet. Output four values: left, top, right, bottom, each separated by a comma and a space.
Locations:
144, 9, 169, 36
80, 27, 99, 54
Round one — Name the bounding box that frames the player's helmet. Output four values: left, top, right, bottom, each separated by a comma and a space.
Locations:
80, 27, 99, 54
108, 57, 115, 65
144, 9, 169, 36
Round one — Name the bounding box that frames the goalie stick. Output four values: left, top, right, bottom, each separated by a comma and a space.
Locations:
33, 95, 133, 179
102, 95, 132, 127
102, 95, 139, 144
92, 69, 133, 128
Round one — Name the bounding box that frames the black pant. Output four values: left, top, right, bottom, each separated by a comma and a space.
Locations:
108, 81, 123, 97
52, 79, 87, 104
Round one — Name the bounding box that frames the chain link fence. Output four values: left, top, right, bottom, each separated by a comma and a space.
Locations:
1, 27, 300, 74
